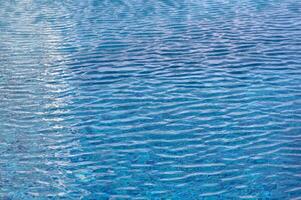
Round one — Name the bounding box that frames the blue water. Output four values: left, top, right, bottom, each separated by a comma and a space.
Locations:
1, 0, 301, 199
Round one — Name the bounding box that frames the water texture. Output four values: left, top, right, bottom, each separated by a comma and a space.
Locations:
1, 0, 301, 199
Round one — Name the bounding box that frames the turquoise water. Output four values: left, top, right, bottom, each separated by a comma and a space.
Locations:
1, 0, 301, 199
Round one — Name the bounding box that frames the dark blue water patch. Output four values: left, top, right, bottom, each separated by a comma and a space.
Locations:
1, 0, 301, 199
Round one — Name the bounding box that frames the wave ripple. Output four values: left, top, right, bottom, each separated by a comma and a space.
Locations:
1, 0, 301, 199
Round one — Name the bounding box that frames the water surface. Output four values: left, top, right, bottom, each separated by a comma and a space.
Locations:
1, 0, 301, 199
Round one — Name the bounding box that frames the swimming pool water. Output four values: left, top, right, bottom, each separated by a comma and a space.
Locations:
1, 0, 301, 199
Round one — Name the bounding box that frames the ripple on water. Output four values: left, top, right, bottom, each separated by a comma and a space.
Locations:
1, 0, 301, 199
